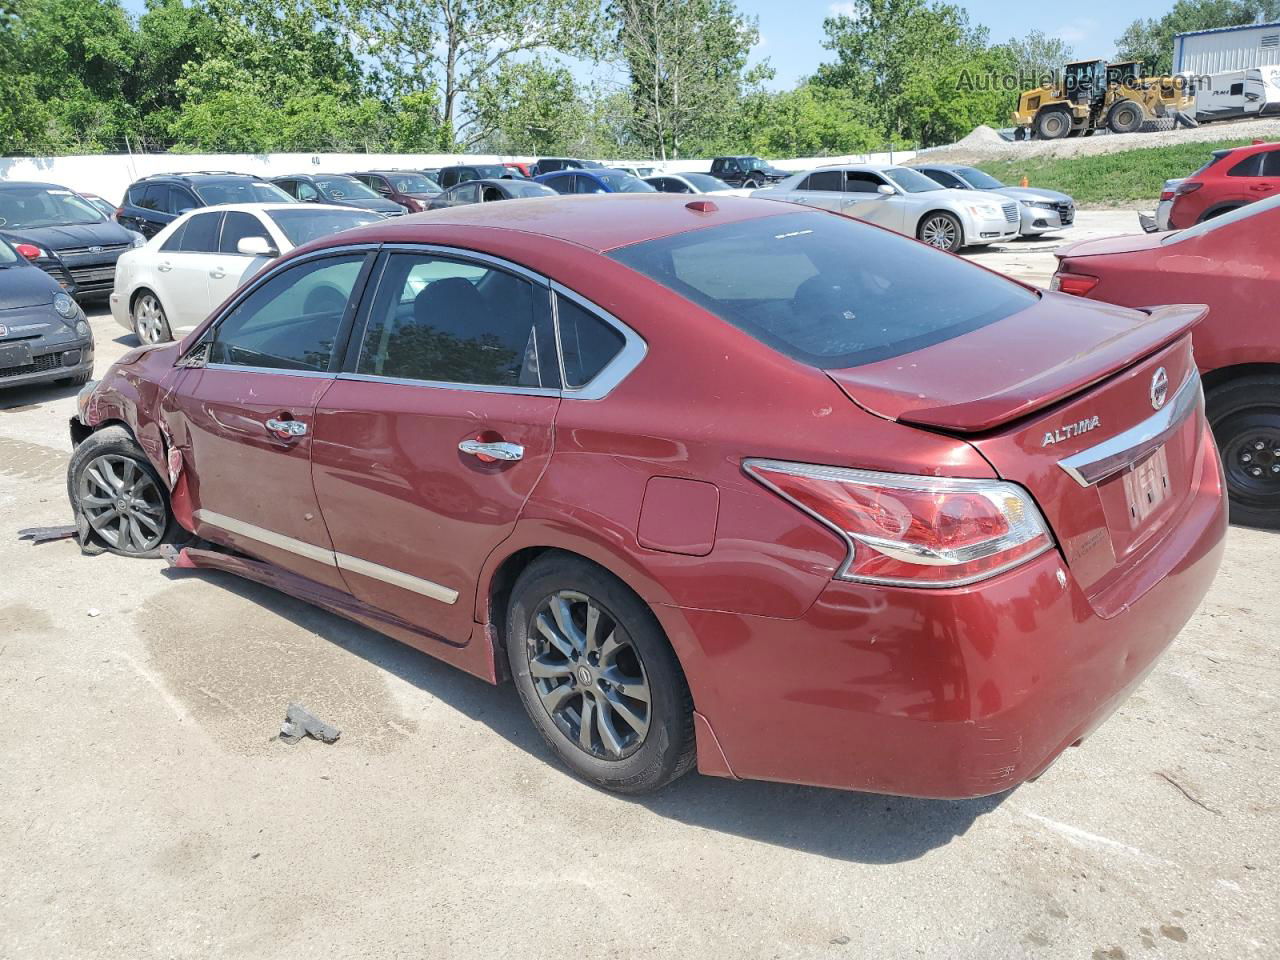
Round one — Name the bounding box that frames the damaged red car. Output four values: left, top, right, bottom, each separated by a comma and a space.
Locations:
69, 195, 1227, 797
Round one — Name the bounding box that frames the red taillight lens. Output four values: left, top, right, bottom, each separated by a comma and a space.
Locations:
1050, 270, 1099, 296
745, 460, 1053, 587
14, 243, 43, 260
1159, 190, 1175, 201
1174, 181, 1202, 196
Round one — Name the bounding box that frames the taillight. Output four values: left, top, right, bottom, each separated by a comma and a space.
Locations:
14, 242, 44, 260
744, 459, 1053, 587
1050, 270, 1099, 296
1174, 181, 1202, 196
1159, 190, 1175, 201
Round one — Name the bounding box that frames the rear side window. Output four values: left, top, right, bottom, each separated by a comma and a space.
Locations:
556, 294, 624, 388
355, 253, 548, 388
801, 171, 843, 192
609, 211, 1037, 369
137, 184, 167, 211
1264, 150, 1280, 176
1229, 153, 1264, 177
160, 220, 188, 252
181, 212, 223, 253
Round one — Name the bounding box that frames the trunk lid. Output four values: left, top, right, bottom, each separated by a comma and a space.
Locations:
1055, 232, 1165, 260
828, 296, 1209, 617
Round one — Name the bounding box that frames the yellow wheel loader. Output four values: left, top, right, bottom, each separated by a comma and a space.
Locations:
1012, 59, 1196, 140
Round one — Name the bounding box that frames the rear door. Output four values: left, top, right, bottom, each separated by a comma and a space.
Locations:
791, 170, 846, 210
310, 248, 561, 643
167, 210, 223, 332
163, 249, 375, 589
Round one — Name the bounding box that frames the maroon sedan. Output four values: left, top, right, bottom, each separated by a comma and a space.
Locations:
1054, 193, 1280, 528
68, 196, 1226, 797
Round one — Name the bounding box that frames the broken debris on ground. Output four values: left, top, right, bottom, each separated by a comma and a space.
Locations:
279, 703, 341, 745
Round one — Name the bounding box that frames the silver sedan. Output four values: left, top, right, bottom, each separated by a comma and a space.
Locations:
913, 163, 1075, 237
751, 164, 1019, 253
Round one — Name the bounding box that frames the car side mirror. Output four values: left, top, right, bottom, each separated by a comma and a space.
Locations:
877, 184, 896, 196
237, 236, 277, 257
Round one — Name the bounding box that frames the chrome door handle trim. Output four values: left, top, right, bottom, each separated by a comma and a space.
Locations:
265, 417, 307, 437
157, 262, 172, 272
458, 439, 524, 461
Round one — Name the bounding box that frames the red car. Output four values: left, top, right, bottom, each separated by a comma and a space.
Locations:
1054, 193, 1280, 528
68, 196, 1226, 797
502, 162, 533, 178
1167, 140, 1280, 229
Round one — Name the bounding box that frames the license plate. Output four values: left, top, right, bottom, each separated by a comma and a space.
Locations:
0, 341, 33, 369
1123, 445, 1171, 526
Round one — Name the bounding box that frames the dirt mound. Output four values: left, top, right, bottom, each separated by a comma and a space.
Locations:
951, 124, 1008, 150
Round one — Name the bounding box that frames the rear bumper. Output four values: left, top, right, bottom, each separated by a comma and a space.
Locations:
109, 291, 132, 332
659, 427, 1227, 797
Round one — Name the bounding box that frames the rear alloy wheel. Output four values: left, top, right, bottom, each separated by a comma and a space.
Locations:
132, 292, 172, 344
67, 425, 184, 556
918, 212, 963, 253
1108, 101, 1144, 134
744, 175, 765, 189
1208, 375, 1280, 529
506, 555, 695, 793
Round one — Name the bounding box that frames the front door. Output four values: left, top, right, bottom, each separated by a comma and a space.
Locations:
207, 210, 274, 310
310, 250, 560, 643
162, 250, 373, 589
840, 171, 907, 232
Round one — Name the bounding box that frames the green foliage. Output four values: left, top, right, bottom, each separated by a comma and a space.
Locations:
974, 139, 1257, 205
735, 84, 880, 156
1116, 1, 1280, 75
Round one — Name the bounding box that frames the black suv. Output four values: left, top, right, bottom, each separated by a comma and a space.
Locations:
707, 156, 789, 188
529, 157, 604, 177
117, 172, 295, 239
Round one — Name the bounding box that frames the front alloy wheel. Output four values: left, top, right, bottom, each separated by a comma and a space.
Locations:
919, 213, 962, 252
77, 454, 168, 553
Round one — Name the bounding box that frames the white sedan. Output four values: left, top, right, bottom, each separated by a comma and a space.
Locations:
644, 173, 751, 196
110, 203, 382, 343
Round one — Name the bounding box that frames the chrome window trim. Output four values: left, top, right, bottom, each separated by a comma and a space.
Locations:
194, 508, 459, 605
550, 281, 647, 401
336, 372, 560, 397
377, 243, 551, 287
204, 363, 336, 379
1058, 369, 1202, 487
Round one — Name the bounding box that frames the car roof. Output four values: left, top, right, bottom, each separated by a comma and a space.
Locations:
0, 181, 71, 190
182, 202, 351, 214
312, 194, 800, 254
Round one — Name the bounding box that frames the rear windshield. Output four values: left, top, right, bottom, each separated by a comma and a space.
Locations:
195, 180, 294, 205
508, 181, 558, 197
609, 211, 1037, 369
268, 208, 382, 245
599, 172, 655, 193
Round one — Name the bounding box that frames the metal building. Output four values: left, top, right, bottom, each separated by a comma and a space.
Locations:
1173, 22, 1280, 74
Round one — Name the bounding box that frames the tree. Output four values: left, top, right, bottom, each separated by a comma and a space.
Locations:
734, 84, 880, 156
612, 0, 770, 159
815, 0, 998, 147
472, 59, 598, 154
998, 28, 1072, 87
329, 0, 602, 147
1116, 0, 1280, 74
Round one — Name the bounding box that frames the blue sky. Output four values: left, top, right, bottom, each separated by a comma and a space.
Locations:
120, 0, 1131, 92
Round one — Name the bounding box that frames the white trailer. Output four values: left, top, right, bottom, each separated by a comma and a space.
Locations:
1189, 64, 1280, 121
1173, 22, 1280, 75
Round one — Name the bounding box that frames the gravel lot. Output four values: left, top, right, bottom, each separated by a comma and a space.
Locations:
1, 224, 1277, 959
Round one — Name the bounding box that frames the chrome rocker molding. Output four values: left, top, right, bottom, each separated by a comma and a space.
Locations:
193, 509, 459, 605
1058, 370, 1202, 487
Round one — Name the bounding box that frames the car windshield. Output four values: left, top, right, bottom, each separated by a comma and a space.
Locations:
743, 157, 767, 168
316, 176, 381, 200
610, 210, 1037, 369
0, 186, 104, 228
195, 180, 294, 205
268, 208, 383, 245
683, 173, 732, 192
386, 173, 440, 194
600, 173, 656, 193
507, 181, 558, 198
883, 167, 944, 193
1161, 191, 1280, 244
955, 167, 1006, 190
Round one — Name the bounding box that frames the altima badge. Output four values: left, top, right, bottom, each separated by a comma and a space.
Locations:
1150, 367, 1169, 411
1042, 415, 1101, 447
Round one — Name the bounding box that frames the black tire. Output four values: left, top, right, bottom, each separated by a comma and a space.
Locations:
917, 210, 964, 253
505, 553, 696, 794
131, 290, 173, 344
1206, 375, 1280, 529
1198, 205, 1239, 224
1014, 126, 1027, 141
1174, 110, 1199, 129
66, 425, 186, 557
1107, 100, 1144, 134
1034, 108, 1071, 140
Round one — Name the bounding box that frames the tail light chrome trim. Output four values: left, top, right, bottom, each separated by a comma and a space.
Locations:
1058, 370, 1202, 487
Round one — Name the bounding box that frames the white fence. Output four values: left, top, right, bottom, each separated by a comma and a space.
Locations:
0, 150, 918, 204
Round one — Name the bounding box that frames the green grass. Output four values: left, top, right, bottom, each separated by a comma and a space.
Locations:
973, 139, 1258, 206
